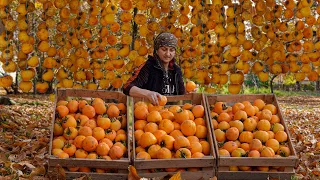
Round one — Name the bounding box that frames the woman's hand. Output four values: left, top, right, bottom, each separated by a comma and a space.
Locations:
185, 81, 198, 94
186, 84, 199, 94
129, 87, 162, 105
146, 91, 162, 105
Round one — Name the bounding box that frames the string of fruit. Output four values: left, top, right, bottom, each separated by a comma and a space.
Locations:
20, 0, 38, 93
0, 0, 319, 94
0, 0, 17, 88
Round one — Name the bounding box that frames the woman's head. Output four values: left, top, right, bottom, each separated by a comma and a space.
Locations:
154, 32, 178, 64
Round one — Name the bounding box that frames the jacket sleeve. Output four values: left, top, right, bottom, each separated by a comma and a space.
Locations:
123, 63, 150, 95
176, 68, 186, 95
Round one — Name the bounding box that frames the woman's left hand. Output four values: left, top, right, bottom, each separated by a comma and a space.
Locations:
186, 84, 199, 94
146, 91, 162, 105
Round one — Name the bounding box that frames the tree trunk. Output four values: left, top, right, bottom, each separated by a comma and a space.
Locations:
270, 75, 278, 94
316, 81, 320, 91
284, 85, 289, 91
13, 71, 18, 94
282, 83, 286, 91
131, 8, 138, 51
296, 82, 301, 91
0, 19, 4, 34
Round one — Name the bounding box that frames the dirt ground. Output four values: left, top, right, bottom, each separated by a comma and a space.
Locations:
0, 94, 319, 180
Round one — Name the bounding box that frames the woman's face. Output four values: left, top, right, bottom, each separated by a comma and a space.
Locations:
156, 46, 176, 64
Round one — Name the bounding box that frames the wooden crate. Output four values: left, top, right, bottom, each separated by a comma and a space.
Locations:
205, 94, 298, 180
131, 93, 216, 180
48, 88, 130, 180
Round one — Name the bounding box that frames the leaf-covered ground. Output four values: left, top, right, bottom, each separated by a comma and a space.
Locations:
278, 96, 320, 180
0, 94, 53, 179
0, 94, 319, 179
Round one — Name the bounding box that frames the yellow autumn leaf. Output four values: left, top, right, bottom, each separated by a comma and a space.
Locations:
35, 2, 43, 9
49, 93, 55, 102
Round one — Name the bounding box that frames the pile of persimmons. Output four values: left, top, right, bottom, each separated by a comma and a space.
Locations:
51, 97, 127, 173
211, 99, 291, 172
133, 95, 211, 172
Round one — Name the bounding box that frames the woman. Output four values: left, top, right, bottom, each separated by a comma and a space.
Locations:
123, 32, 185, 105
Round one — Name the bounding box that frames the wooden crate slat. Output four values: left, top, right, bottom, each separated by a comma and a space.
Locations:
274, 95, 298, 164
218, 171, 294, 180
49, 89, 130, 170
56, 88, 127, 102
204, 94, 298, 169
218, 156, 298, 166
131, 93, 216, 171
49, 158, 130, 169
139, 170, 215, 180
132, 93, 204, 104
134, 158, 214, 169
166, 93, 203, 104
65, 172, 127, 180
48, 91, 59, 157
207, 94, 275, 105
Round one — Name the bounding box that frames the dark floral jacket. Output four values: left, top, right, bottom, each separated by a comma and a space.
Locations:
123, 55, 185, 96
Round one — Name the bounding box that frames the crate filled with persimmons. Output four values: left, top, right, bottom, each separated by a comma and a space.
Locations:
131, 93, 216, 180
48, 89, 130, 180
205, 94, 298, 180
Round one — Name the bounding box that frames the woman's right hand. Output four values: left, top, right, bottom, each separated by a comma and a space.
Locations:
146, 91, 162, 106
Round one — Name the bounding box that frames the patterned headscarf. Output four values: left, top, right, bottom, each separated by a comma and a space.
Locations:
154, 32, 178, 51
